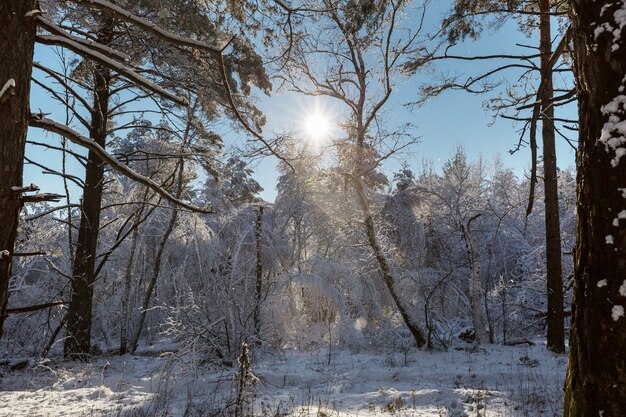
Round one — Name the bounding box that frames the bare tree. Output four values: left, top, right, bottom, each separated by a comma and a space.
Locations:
281, 0, 428, 347
405, 0, 571, 351
1, 0, 285, 356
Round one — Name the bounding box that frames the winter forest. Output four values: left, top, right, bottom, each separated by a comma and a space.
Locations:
1, 0, 625, 416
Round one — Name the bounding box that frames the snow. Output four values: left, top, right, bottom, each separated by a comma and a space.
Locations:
605, 235, 614, 244
0, 79, 15, 101
594, 1, 626, 51
611, 305, 624, 321
0, 343, 567, 416
612, 209, 626, 226
0, 356, 156, 416
598, 279, 608, 288
597, 4, 626, 165
24, 9, 41, 18
620, 280, 626, 297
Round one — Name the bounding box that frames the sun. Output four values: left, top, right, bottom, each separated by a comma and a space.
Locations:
304, 111, 331, 140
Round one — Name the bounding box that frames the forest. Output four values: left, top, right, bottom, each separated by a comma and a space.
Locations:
0, 0, 625, 416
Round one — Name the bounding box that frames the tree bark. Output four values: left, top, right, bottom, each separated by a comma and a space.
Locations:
563, 1, 626, 415
64, 16, 114, 359
0, 0, 38, 337
539, 0, 565, 354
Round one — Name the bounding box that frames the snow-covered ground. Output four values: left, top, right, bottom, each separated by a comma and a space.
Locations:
0, 342, 567, 417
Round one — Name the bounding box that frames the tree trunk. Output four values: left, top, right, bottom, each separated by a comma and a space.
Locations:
254, 206, 264, 338
353, 178, 426, 348
563, 1, 626, 415
539, 0, 565, 354
461, 215, 488, 345
0, 0, 37, 338
64, 17, 114, 359
119, 211, 143, 355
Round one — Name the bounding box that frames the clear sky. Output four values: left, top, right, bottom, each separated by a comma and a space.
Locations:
247, 9, 576, 202
26, 2, 577, 204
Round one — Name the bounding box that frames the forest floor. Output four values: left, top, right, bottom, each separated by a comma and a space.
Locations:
0, 341, 567, 417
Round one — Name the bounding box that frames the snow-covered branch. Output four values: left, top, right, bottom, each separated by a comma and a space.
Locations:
35, 34, 187, 106
28, 115, 213, 213
0, 79, 16, 104
71, 0, 222, 55
36, 17, 130, 62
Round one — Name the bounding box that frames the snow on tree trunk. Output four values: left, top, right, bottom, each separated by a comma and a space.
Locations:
0, 0, 37, 338
563, 0, 626, 414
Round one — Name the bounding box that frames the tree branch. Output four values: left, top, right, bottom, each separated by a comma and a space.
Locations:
29, 115, 213, 213
36, 34, 187, 106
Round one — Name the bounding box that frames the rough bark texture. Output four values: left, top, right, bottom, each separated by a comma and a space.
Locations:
539, 0, 565, 354
563, 1, 626, 415
0, 0, 37, 337
64, 17, 114, 359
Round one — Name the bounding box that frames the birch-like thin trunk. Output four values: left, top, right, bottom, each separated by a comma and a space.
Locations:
128, 123, 191, 352
461, 215, 488, 345
119, 210, 143, 355
128, 205, 178, 353
253, 206, 264, 338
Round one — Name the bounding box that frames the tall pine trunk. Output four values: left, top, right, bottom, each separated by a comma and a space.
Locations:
64, 17, 114, 359
539, 0, 565, 354
563, 1, 626, 414
0, 0, 37, 337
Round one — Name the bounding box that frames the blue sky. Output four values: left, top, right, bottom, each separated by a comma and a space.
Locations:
247, 6, 576, 201
26, 3, 577, 204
